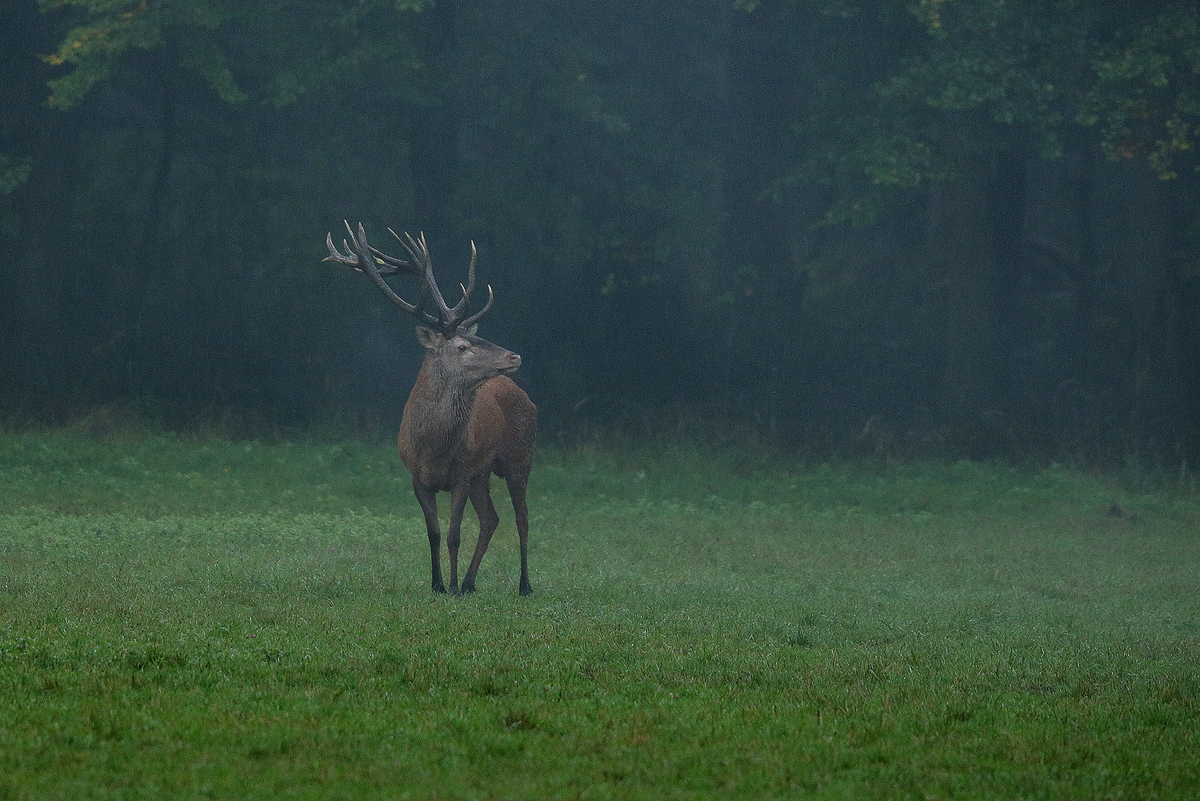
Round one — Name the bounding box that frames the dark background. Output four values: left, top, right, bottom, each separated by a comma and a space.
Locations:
2, 0, 1198, 465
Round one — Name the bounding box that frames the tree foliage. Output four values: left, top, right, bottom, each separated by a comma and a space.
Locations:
1082, 4, 1200, 179
0, 155, 31, 197
38, 0, 431, 108
791, 0, 1200, 225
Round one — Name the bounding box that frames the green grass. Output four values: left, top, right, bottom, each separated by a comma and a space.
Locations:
0, 427, 1198, 799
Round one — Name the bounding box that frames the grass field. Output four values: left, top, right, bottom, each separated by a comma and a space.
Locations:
0, 426, 1197, 799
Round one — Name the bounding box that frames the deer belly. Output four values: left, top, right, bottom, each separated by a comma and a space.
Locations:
402, 453, 485, 493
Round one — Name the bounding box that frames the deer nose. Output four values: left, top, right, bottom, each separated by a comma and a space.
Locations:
507, 352, 522, 367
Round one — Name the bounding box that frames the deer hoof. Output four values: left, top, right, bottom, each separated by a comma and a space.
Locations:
519, 582, 532, 597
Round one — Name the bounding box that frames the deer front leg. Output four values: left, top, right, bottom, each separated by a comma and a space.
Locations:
413, 481, 445, 594
446, 485, 472, 595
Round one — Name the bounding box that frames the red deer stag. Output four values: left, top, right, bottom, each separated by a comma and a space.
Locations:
325, 222, 536, 596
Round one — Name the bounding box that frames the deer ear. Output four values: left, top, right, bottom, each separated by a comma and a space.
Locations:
465, 324, 479, 336
415, 325, 439, 349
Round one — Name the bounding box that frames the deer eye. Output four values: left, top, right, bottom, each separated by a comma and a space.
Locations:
457, 343, 469, 353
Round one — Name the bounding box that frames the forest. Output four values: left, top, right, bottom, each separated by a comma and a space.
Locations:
2, 0, 1199, 466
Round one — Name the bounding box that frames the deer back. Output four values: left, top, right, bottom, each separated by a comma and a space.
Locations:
470, 375, 536, 481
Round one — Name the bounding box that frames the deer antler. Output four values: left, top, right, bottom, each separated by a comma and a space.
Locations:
325, 222, 442, 329
393, 231, 494, 333
323, 224, 407, 275
325, 221, 493, 334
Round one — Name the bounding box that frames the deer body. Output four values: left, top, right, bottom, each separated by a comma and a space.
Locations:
325, 224, 536, 596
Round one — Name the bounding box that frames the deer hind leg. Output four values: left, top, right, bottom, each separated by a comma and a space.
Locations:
445, 485, 472, 595
507, 473, 532, 597
413, 481, 445, 594
460, 473, 499, 595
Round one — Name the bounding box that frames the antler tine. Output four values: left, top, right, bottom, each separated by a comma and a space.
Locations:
459, 283, 495, 330
323, 231, 358, 266
445, 240, 479, 320
465, 241, 477, 296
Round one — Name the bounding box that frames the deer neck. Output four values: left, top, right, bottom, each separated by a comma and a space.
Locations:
406, 357, 481, 448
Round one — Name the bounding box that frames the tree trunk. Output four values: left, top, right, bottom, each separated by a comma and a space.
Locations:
928, 150, 1001, 428
0, 3, 76, 412
119, 63, 178, 398
1098, 160, 1173, 453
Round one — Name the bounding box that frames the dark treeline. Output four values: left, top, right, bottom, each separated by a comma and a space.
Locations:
1, 0, 1198, 465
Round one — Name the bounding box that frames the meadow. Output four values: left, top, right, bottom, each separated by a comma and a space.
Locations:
0, 425, 1197, 799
